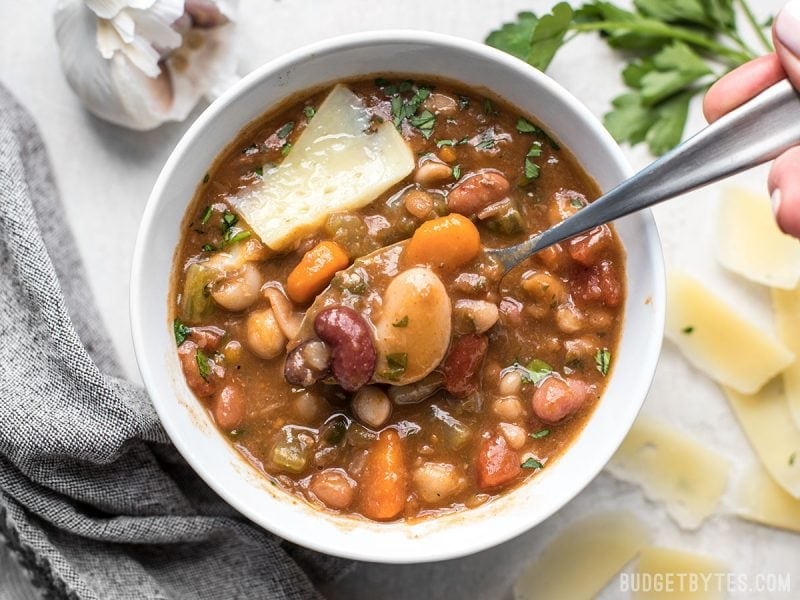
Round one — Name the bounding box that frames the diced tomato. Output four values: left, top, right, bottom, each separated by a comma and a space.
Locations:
571, 260, 622, 307
568, 225, 611, 266
476, 433, 521, 490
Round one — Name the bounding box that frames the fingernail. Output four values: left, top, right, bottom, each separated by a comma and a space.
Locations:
776, 1, 800, 56
772, 188, 782, 216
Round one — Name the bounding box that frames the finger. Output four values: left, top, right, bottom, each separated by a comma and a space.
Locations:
702, 54, 784, 123
774, 2, 800, 92
768, 147, 800, 237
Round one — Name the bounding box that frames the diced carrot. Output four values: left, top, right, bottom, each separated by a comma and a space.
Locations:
404, 214, 480, 271
286, 241, 350, 304
359, 429, 407, 520
476, 433, 521, 490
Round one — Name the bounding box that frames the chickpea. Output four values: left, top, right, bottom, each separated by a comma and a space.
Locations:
293, 391, 327, 423
412, 462, 466, 504
414, 161, 453, 186
309, 469, 355, 510
522, 271, 566, 305
498, 423, 527, 449
211, 262, 263, 312
246, 307, 287, 359
556, 303, 585, 334
351, 386, 392, 429
492, 395, 524, 421
453, 299, 499, 334
499, 370, 522, 396
403, 189, 435, 219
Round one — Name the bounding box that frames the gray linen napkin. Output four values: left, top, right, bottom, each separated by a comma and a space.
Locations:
0, 82, 349, 599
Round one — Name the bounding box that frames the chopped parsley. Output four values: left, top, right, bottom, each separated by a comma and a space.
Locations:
483, 98, 498, 115
392, 315, 409, 328
569, 195, 585, 208
225, 230, 251, 245
524, 143, 543, 181
475, 135, 497, 150
281, 142, 293, 156
521, 457, 544, 469
173, 318, 190, 345
436, 139, 456, 147
303, 105, 315, 120
254, 166, 263, 177
200, 205, 213, 225
202, 172, 210, 184
388, 83, 432, 129
195, 348, 211, 381
276, 121, 294, 139
595, 347, 611, 376
458, 95, 470, 110
221, 211, 237, 232
452, 164, 462, 180
510, 358, 553, 385
381, 353, 409, 380
409, 109, 436, 139
530, 429, 550, 439
516, 118, 538, 134
682, 326, 695, 334
201, 243, 216, 252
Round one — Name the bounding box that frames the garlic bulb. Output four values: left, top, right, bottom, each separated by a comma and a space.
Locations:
54, 0, 239, 130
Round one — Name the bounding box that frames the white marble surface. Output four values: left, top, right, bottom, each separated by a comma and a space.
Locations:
2, 1, 798, 598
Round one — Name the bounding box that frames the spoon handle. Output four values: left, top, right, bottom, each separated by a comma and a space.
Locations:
490, 79, 800, 271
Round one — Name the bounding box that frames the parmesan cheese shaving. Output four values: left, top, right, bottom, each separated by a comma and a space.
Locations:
716, 187, 800, 289
634, 547, 727, 600
606, 416, 728, 530
735, 464, 800, 533
232, 84, 414, 250
771, 286, 800, 431
514, 512, 649, 600
665, 271, 794, 394
724, 378, 800, 498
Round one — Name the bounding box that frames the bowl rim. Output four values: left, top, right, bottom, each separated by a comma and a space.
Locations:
131, 29, 665, 563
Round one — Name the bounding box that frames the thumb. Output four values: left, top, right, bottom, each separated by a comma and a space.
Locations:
774, 1, 800, 91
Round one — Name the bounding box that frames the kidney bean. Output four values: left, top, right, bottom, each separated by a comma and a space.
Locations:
572, 260, 622, 307
531, 376, 591, 423
309, 469, 355, 510
189, 325, 224, 351
314, 306, 376, 392
447, 171, 510, 216
476, 432, 521, 490
442, 334, 488, 398
213, 384, 245, 431
284, 339, 331, 387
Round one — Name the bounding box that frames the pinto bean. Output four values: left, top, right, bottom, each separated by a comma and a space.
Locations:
414, 161, 453, 186
246, 307, 287, 360
284, 339, 331, 387
213, 384, 245, 430
442, 334, 488, 398
476, 433, 521, 490
447, 171, 510, 216
309, 469, 355, 510
314, 306, 376, 392
532, 376, 591, 423
189, 325, 224, 351
572, 260, 623, 307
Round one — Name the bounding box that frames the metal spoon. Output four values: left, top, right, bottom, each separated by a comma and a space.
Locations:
297, 78, 800, 334
487, 79, 800, 271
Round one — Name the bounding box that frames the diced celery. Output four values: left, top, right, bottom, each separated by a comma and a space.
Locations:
180, 263, 219, 323
432, 405, 472, 450
270, 427, 311, 473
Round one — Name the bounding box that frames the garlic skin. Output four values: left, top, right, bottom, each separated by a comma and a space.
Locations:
54, 0, 239, 130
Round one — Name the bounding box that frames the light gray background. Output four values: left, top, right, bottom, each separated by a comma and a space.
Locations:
1, 1, 797, 599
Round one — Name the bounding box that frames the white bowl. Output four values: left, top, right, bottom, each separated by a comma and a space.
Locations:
131, 30, 665, 563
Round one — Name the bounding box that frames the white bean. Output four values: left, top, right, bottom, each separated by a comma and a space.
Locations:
454, 299, 500, 334
556, 303, 585, 333
499, 370, 522, 396
245, 307, 287, 359
414, 161, 452, 186
498, 422, 527, 449
212, 262, 262, 311
492, 395, 524, 421
412, 462, 466, 503
351, 386, 392, 429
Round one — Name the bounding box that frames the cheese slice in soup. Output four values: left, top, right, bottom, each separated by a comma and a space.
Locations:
232, 84, 415, 251
606, 416, 729, 530
665, 271, 794, 394
716, 187, 800, 289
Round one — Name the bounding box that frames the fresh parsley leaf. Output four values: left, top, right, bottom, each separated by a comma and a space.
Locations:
409, 110, 436, 139
452, 164, 462, 180
221, 211, 237, 232
516, 118, 538, 134
486, 11, 541, 60
527, 2, 574, 71
281, 142, 292, 156
196, 349, 211, 381
524, 143, 543, 180
201, 243, 216, 252
173, 318, 190, 345
303, 105, 315, 120
276, 121, 294, 139
436, 139, 456, 147
200, 205, 213, 225
392, 316, 409, 328
254, 166, 263, 177
458, 95, 470, 110
381, 353, 408, 380
530, 429, 550, 439
510, 358, 553, 385
682, 325, 694, 334
521, 457, 544, 469
224, 230, 251, 245
483, 98, 498, 115
595, 347, 611, 376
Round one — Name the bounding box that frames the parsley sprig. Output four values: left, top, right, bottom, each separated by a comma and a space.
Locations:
486, 0, 774, 155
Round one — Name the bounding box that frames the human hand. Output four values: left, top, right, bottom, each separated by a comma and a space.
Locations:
704, 1, 800, 236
